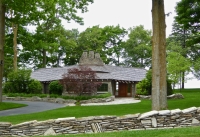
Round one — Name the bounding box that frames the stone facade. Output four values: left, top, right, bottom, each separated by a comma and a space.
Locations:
0, 107, 200, 136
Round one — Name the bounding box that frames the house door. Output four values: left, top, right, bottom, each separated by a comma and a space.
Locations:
118, 83, 132, 97
118, 83, 128, 97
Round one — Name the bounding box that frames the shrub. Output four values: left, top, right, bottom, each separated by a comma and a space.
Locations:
60, 66, 102, 96
28, 80, 42, 94
49, 81, 63, 95
3, 69, 42, 94
137, 70, 173, 95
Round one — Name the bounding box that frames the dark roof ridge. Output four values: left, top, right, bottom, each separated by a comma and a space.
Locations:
104, 64, 146, 70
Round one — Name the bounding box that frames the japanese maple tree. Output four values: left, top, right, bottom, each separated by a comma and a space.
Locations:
60, 66, 102, 96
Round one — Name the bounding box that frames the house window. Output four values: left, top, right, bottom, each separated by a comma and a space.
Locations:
98, 83, 108, 91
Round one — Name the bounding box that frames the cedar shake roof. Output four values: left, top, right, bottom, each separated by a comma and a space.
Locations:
31, 51, 146, 83
31, 65, 146, 83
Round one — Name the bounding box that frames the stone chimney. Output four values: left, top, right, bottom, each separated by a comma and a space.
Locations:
79, 51, 104, 66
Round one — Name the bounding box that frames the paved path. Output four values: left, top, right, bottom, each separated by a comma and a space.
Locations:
81, 98, 141, 106
0, 98, 140, 117
0, 101, 66, 117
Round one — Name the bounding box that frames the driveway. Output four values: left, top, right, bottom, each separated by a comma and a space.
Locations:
0, 101, 66, 117
0, 98, 140, 117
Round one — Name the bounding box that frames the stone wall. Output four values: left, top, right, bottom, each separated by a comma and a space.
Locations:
0, 107, 200, 136
3, 95, 115, 106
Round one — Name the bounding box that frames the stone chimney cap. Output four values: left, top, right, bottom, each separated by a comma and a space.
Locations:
79, 51, 104, 66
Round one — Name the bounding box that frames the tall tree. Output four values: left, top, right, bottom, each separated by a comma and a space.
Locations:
175, 0, 200, 34
0, 0, 5, 102
78, 25, 126, 65
4, 0, 93, 70
32, 0, 93, 68
123, 25, 152, 67
6, 0, 41, 70
0, 0, 94, 101
166, 41, 191, 88
102, 25, 127, 65
169, 22, 190, 89
63, 29, 80, 65
151, 0, 167, 110
78, 25, 107, 62
175, 0, 200, 80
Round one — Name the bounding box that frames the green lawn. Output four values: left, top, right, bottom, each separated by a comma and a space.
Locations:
34, 126, 200, 137
0, 88, 200, 125
0, 102, 27, 111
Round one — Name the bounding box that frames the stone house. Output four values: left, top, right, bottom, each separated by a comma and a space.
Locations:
31, 51, 146, 97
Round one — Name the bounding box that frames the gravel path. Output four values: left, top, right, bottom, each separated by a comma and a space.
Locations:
81, 98, 141, 106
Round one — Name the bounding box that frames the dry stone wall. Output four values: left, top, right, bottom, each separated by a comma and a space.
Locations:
3, 96, 115, 105
0, 107, 200, 136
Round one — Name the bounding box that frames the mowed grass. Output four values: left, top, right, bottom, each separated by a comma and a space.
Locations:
0, 102, 27, 111
0, 88, 200, 125
34, 126, 200, 137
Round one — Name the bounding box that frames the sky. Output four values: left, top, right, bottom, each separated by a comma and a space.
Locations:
62, 0, 200, 89
63, 0, 180, 36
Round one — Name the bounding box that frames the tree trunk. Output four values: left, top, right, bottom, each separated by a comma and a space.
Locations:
12, 23, 18, 71
42, 49, 47, 68
151, 0, 167, 110
181, 71, 184, 89
0, 0, 5, 102
181, 28, 186, 89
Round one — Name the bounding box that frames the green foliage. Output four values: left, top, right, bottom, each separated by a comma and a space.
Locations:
3, 69, 42, 94
175, 0, 200, 33
166, 41, 191, 84
77, 25, 127, 65
123, 25, 152, 67
49, 81, 63, 95
5, 93, 47, 98
28, 80, 42, 94
174, 0, 200, 80
136, 79, 150, 95
137, 70, 173, 95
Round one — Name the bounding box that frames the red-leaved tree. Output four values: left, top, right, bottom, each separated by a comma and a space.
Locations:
60, 66, 102, 96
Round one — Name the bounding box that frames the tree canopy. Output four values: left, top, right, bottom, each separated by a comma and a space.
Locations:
174, 0, 200, 80
123, 25, 152, 68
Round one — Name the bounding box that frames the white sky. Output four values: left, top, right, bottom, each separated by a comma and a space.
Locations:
63, 0, 180, 36
63, 0, 200, 89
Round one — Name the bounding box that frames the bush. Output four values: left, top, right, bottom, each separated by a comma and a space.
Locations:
60, 66, 102, 96
137, 70, 173, 95
3, 69, 42, 94
5, 93, 47, 98
49, 81, 63, 95
28, 80, 42, 94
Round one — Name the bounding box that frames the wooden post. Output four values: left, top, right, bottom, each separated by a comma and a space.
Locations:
151, 0, 167, 110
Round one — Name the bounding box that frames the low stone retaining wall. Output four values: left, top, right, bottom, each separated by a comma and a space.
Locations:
0, 107, 200, 136
3, 95, 115, 105
139, 93, 184, 100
